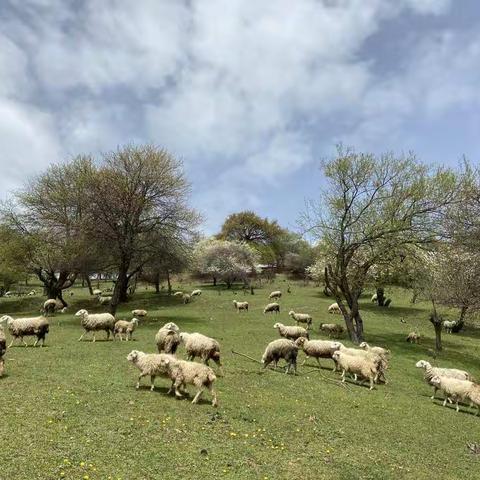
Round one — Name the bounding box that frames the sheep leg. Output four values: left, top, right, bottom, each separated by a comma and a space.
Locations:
136, 373, 147, 389
192, 388, 204, 404
92, 332, 96, 342
8, 338, 15, 348
341, 370, 346, 383
167, 380, 175, 395
369, 377, 374, 390
22, 337, 28, 347
150, 375, 156, 391
174, 379, 185, 398
209, 386, 218, 407
443, 397, 448, 407
431, 386, 437, 400
78, 331, 87, 341
301, 355, 309, 366
33, 338, 39, 347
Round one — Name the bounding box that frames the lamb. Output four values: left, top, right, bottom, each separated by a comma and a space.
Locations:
155, 322, 181, 354
233, 300, 249, 312
98, 296, 112, 305
332, 350, 377, 390
406, 332, 420, 343
179, 332, 223, 374
263, 302, 280, 314
158, 356, 218, 407
269, 290, 282, 300
131, 309, 148, 318
319, 323, 344, 337
294, 337, 342, 370
75, 309, 116, 342
430, 375, 477, 412
126, 350, 174, 391
182, 293, 191, 304
415, 360, 472, 400
0, 325, 6, 377
442, 320, 456, 334
114, 318, 139, 341
261, 338, 298, 374
328, 302, 342, 314
288, 311, 312, 329
191, 289, 202, 297
0, 315, 49, 347
273, 322, 309, 341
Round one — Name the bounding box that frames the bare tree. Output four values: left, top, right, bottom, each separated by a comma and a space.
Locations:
301, 146, 459, 343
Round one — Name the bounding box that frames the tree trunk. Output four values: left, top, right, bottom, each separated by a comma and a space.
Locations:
84, 274, 94, 295
213, 276, 217, 287
429, 304, 442, 351
452, 305, 468, 333
110, 264, 129, 315
166, 270, 172, 295
154, 272, 160, 294
410, 290, 418, 304
376, 287, 385, 306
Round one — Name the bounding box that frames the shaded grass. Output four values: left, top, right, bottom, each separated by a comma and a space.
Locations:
1, 280, 480, 479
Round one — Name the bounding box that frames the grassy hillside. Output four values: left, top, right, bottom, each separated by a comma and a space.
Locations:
1, 279, 479, 480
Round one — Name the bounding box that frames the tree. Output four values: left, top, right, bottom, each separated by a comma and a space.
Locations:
2, 157, 95, 303
85, 145, 199, 314
301, 146, 459, 343
194, 238, 259, 288
0, 226, 29, 295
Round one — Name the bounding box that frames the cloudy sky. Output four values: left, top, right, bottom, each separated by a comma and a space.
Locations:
1, 0, 479, 232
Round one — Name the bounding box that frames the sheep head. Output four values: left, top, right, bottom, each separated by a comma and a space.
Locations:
332, 351, 341, 361
273, 323, 282, 329
126, 350, 140, 363
359, 342, 368, 349
295, 337, 307, 347
75, 309, 88, 318
0, 315, 12, 325
430, 375, 441, 386
163, 322, 179, 332
415, 360, 429, 369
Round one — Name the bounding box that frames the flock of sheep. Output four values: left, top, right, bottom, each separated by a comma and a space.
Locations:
0, 286, 479, 416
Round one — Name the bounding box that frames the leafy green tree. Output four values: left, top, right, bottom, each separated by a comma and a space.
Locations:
301, 146, 460, 343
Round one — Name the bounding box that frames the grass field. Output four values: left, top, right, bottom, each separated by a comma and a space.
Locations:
1, 278, 480, 480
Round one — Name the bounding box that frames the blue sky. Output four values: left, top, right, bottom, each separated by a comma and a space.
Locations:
0, 0, 479, 233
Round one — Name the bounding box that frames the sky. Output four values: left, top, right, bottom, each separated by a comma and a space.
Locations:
1, 0, 479, 233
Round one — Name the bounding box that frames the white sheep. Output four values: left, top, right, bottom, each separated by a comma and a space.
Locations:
288, 311, 312, 329
415, 360, 472, 400
114, 318, 139, 341
0, 315, 49, 347
442, 320, 456, 334
233, 300, 249, 312
319, 323, 344, 337
126, 350, 174, 390
75, 309, 116, 342
28, 290, 36, 296
273, 322, 309, 341
294, 337, 342, 370
155, 322, 181, 354
131, 309, 147, 318
191, 289, 202, 297
359, 342, 390, 358
332, 350, 377, 390
263, 302, 280, 314
98, 296, 112, 305
93, 289, 103, 296
406, 332, 420, 343
430, 375, 477, 412
466, 384, 480, 415
43, 299, 63, 316
173, 291, 184, 297
182, 293, 191, 304
261, 338, 298, 374
371, 293, 377, 303
269, 290, 282, 300
328, 302, 341, 314
179, 332, 223, 374
158, 356, 218, 407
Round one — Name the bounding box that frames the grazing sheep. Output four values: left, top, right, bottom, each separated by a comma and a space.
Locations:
0, 325, 6, 377
155, 322, 181, 354
126, 350, 173, 391
288, 311, 312, 329
430, 375, 477, 412
371, 293, 377, 303
182, 294, 191, 304
233, 300, 249, 312
43, 299, 63, 316
75, 309, 116, 342
191, 289, 202, 297
295, 337, 342, 370
98, 296, 112, 305
263, 302, 280, 314
332, 350, 377, 390
415, 360, 471, 400
269, 290, 282, 300
406, 332, 420, 343
328, 302, 342, 314
93, 289, 102, 296
173, 291, 184, 297
179, 332, 223, 373
466, 384, 480, 415
131, 309, 147, 318
0, 315, 49, 347
319, 323, 344, 337
262, 338, 298, 374
159, 356, 218, 407
442, 320, 456, 334
114, 318, 139, 341
273, 322, 309, 341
